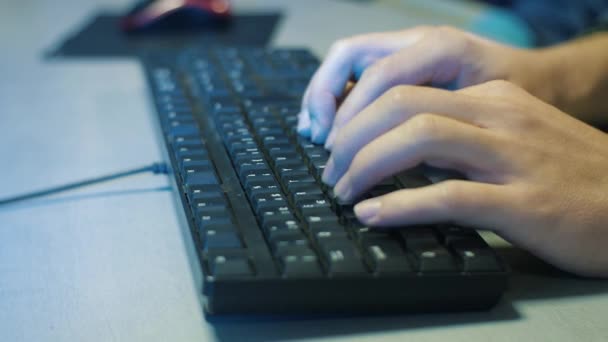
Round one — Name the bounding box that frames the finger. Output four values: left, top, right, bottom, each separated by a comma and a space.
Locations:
297, 109, 312, 137
323, 86, 488, 185
332, 114, 507, 201
325, 30, 473, 148
303, 81, 356, 140
300, 29, 429, 142
296, 86, 313, 137
353, 180, 509, 231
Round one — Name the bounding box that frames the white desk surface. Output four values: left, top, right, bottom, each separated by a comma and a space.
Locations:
1, 0, 607, 341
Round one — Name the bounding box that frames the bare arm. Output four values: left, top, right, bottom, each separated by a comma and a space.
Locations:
519, 32, 608, 124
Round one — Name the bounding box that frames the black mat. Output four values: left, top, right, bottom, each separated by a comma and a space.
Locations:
47, 11, 281, 58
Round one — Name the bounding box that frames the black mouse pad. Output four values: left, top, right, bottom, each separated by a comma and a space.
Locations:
46, 11, 282, 58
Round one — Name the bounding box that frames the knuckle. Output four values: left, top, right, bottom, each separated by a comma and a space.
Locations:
483, 79, 519, 94
406, 113, 442, 140
438, 180, 466, 213
383, 85, 407, 105
359, 61, 384, 83
381, 85, 417, 113
426, 26, 473, 54
429, 25, 459, 41
360, 56, 396, 84
410, 25, 434, 34
329, 38, 351, 56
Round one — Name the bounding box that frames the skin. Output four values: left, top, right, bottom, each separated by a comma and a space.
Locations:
297, 26, 608, 277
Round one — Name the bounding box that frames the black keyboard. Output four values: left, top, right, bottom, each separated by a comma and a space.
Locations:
142, 47, 508, 315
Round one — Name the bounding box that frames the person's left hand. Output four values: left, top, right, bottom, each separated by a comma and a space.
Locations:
322, 80, 608, 277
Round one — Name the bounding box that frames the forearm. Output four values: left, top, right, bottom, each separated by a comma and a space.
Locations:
535, 32, 608, 123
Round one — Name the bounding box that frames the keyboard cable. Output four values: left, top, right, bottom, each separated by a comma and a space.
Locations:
0, 162, 169, 206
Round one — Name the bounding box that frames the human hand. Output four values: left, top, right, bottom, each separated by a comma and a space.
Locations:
323, 80, 608, 277
297, 26, 548, 146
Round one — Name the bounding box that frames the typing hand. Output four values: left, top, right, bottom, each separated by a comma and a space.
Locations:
322, 80, 608, 277
297, 26, 539, 146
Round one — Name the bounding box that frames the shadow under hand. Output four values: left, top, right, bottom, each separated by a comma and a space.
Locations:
495, 246, 608, 302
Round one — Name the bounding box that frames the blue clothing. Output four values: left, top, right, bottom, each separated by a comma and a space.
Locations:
481, 0, 608, 45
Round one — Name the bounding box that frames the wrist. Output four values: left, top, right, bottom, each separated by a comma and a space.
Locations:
532, 33, 608, 123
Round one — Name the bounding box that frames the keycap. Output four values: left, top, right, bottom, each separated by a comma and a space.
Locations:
175, 146, 208, 160
411, 245, 458, 272
353, 226, 395, 245
270, 233, 309, 255
166, 120, 200, 137
395, 169, 432, 189
207, 255, 254, 278
196, 209, 233, 229
438, 226, 488, 248
201, 230, 243, 251
398, 227, 440, 250
179, 156, 211, 171
364, 240, 412, 274
311, 229, 349, 245
454, 247, 501, 272
279, 249, 322, 277
319, 240, 367, 276
304, 214, 340, 230
298, 202, 333, 217
187, 184, 224, 201
182, 166, 219, 185
289, 187, 325, 203
191, 197, 227, 215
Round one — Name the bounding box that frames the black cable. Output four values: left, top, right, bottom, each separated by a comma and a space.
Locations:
0, 162, 169, 206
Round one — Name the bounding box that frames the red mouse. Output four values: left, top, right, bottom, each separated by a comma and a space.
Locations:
121, 0, 232, 33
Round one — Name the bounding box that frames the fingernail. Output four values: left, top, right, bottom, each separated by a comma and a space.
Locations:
311, 122, 321, 142
333, 175, 351, 201
322, 157, 335, 185
354, 200, 381, 222
297, 111, 311, 136
297, 120, 310, 136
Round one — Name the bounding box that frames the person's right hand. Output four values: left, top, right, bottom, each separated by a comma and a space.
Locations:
297, 26, 549, 147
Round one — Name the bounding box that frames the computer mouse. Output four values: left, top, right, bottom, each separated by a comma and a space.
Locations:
121, 0, 232, 33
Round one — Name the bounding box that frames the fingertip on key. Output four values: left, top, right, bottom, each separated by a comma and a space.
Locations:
297, 111, 312, 137
321, 157, 335, 185
324, 129, 337, 150
297, 120, 311, 137
311, 121, 328, 144
354, 199, 381, 223
332, 174, 352, 202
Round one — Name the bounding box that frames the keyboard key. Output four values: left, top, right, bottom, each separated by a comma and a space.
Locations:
438, 226, 488, 248
453, 247, 501, 272
208, 255, 254, 279
279, 248, 322, 277
187, 184, 224, 201
202, 230, 243, 251
191, 197, 227, 215
364, 240, 412, 274
303, 214, 340, 230
182, 166, 219, 185
311, 229, 348, 245
411, 245, 458, 273
320, 240, 367, 276
196, 209, 233, 229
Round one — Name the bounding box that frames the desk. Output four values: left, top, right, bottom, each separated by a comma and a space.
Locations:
1, 0, 607, 341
